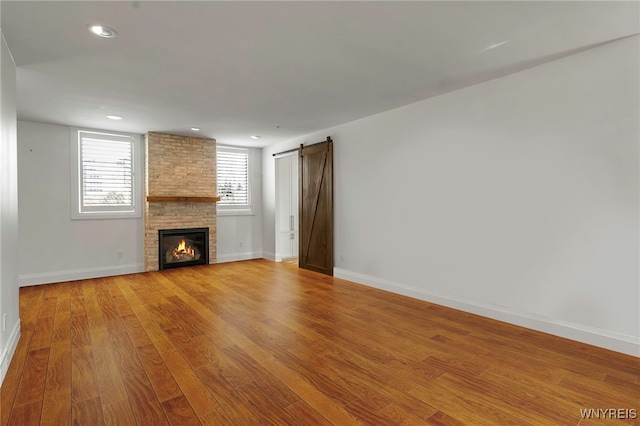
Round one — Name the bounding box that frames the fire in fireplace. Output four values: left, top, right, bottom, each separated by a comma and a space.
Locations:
170, 238, 199, 262
158, 228, 209, 270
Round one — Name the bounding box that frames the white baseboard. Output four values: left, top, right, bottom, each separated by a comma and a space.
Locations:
261, 251, 277, 261
0, 320, 21, 386
19, 263, 144, 286
216, 251, 262, 264
334, 267, 640, 357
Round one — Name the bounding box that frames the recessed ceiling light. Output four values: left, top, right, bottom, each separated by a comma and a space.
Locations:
107, 115, 122, 120
191, 127, 200, 131
250, 135, 261, 139
88, 24, 117, 38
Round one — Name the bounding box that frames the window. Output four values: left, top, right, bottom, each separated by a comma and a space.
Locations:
217, 146, 251, 213
71, 129, 141, 219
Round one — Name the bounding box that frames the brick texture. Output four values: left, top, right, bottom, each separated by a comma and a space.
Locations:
144, 132, 217, 271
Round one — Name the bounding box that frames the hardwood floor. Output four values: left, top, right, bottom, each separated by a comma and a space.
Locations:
1, 259, 638, 425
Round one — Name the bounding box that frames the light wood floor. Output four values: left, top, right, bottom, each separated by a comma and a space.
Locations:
281, 258, 298, 266
1, 259, 638, 425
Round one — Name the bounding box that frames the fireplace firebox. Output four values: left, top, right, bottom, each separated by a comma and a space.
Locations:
158, 228, 209, 270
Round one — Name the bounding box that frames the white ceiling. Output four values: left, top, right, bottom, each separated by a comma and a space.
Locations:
2, 1, 638, 147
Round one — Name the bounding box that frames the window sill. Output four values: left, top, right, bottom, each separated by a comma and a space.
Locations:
217, 209, 255, 217
72, 211, 142, 220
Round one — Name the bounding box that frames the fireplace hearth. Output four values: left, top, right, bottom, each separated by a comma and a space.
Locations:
158, 228, 209, 270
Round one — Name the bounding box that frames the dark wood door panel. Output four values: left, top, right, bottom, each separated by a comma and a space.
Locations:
299, 138, 333, 276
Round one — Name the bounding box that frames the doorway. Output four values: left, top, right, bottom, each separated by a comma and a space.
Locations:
275, 153, 298, 262
273, 138, 334, 275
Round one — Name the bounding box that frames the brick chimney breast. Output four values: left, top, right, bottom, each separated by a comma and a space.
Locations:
143, 132, 217, 271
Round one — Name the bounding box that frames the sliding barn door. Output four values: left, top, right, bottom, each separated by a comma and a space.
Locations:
299, 138, 333, 276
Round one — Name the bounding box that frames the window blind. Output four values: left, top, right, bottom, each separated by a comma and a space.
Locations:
217, 148, 249, 207
79, 131, 135, 212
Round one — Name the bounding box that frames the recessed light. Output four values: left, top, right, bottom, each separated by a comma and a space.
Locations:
88, 24, 117, 38
250, 135, 261, 140
191, 127, 200, 131
107, 115, 122, 120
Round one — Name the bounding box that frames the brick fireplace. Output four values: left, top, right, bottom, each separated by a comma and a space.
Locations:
144, 132, 218, 271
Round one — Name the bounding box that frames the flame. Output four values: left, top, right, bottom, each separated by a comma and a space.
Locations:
172, 239, 195, 259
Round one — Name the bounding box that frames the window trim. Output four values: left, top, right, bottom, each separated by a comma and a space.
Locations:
70, 127, 142, 220
217, 145, 253, 216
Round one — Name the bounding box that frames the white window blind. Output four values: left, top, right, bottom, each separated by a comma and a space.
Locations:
217, 147, 250, 208
77, 130, 136, 214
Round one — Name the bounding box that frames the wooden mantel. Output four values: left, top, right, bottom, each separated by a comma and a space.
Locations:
146, 196, 221, 203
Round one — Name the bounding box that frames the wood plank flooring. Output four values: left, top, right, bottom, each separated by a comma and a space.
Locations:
1, 259, 638, 425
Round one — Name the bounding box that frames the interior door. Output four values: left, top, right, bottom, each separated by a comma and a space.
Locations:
299, 138, 333, 275
276, 154, 298, 259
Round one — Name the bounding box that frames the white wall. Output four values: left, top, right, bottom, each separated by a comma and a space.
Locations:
216, 147, 263, 263
262, 149, 277, 261
0, 28, 21, 384
263, 36, 639, 356
17, 121, 144, 285
17, 121, 263, 279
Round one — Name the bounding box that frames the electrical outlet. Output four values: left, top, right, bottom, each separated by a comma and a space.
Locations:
2, 314, 6, 332
239, 242, 244, 248
117, 251, 124, 259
